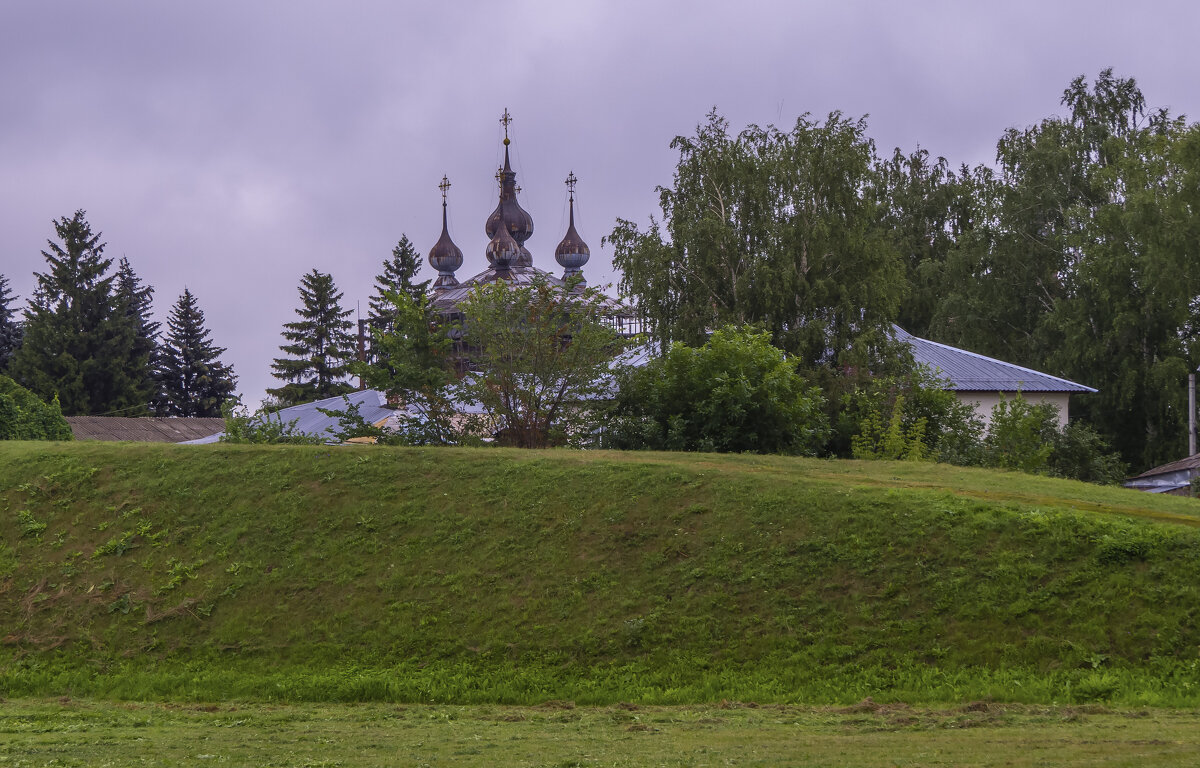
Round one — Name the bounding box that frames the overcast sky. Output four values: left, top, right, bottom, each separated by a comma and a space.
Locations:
2, 1, 1197, 408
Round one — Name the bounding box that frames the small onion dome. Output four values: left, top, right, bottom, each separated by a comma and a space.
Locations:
485, 210, 521, 274
555, 185, 590, 286
485, 143, 535, 260
429, 191, 463, 289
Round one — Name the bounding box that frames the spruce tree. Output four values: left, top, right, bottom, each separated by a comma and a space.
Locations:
112, 257, 160, 411
268, 269, 354, 406
367, 235, 429, 359
9, 211, 153, 416
0, 274, 21, 372
155, 289, 237, 416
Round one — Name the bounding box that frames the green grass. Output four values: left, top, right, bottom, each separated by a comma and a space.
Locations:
4, 698, 1200, 767
2, 441, 1200, 705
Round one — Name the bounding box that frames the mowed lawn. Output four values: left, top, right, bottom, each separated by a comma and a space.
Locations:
2, 698, 1199, 767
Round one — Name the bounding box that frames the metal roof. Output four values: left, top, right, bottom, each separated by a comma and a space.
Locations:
894, 326, 1096, 393
430, 264, 628, 315
184, 390, 395, 444
1130, 452, 1200, 480
268, 389, 394, 440
66, 416, 225, 443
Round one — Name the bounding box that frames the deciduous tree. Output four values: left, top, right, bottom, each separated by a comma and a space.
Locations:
455, 275, 622, 448
608, 109, 904, 370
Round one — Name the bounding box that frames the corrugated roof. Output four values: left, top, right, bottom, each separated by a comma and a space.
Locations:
66, 416, 226, 443
895, 326, 1096, 393
269, 389, 394, 440
1130, 452, 1200, 479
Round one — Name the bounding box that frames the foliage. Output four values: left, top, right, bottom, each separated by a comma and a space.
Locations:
351, 289, 461, 445
0, 375, 72, 441
875, 149, 984, 337
983, 395, 1058, 474
367, 234, 429, 359
8, 211, 156, 416
112, 257, 160, 409
155, 289, 237, 417
268, 269, 355, 407
837, 369, 983, 463
455, 275, 622, 448
1050, 420, 1129, 486
219, 401, 323, 445
977, 394, 1126, 483
608, 108, 905, 371
0, 274, 21, 372
609, 325, 828, 454
851, 394, 930, 461
931, 70, 1200, 470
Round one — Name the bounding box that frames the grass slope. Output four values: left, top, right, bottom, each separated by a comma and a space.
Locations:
2, 442, 1200, 705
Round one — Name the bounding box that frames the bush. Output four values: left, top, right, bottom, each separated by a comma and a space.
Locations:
219, 401, 324, 445
981, 394, 1125, 484
839, 369, 983, 463
608, 326, 828, 454
0, 375, 72, 441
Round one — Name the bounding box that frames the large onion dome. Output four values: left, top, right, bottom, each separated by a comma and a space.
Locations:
555, 172, 590, 287
428, 175, 463, 289
485, 139, 535, 266
485, 207, 521, 277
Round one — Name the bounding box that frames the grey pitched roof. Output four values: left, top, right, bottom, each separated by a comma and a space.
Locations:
66, 416, 226, 443
894, 326, 1096, 393
184, 389, 395, 444
268, 389, 395, 440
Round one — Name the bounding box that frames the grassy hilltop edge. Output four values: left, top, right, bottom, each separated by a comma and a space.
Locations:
2, 441, 1200, 706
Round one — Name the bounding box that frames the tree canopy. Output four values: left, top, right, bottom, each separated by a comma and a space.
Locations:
156, 289, 238, 417
608, 109, 905, 371
455, 276, 622, 448
268, 269, 355, 406
8, 211, 155, 416
0, 274, 21, 373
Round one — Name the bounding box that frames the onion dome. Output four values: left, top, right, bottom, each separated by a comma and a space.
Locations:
429, 175, 463, 289
555, 171, 590, 287
485, 207, 521, 277
485, 111, 534, 266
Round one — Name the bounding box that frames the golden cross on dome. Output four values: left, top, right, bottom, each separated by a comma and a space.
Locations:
500, 108, 512, 143
495, 166, 504, 189
439, 175, 451, 203
565, 171, 578, 201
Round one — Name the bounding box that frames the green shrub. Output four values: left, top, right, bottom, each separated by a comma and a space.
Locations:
609, 326, 828, 454
0, 375, 72, 441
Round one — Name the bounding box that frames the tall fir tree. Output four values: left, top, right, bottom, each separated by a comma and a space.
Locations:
112, 257, 160, 410
155, 289, 237, 416
268, 269, 355, 406
9, 211, 153, 416
367, 235, 429, 359
0, 274, 21, 372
